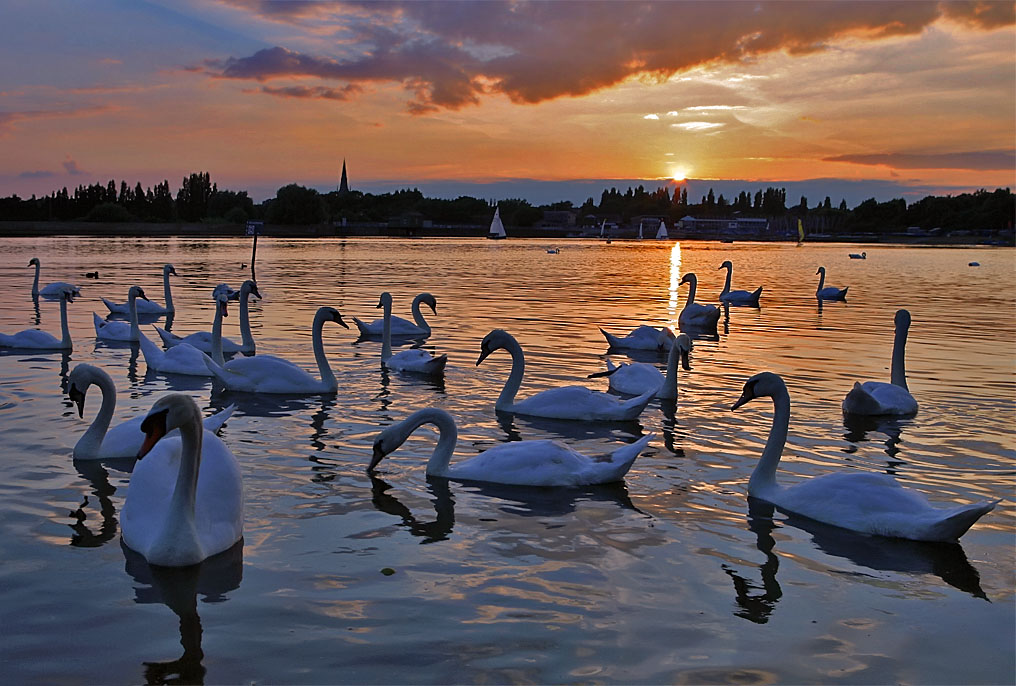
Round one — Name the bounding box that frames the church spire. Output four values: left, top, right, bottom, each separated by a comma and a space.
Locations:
339, 159, 349, 195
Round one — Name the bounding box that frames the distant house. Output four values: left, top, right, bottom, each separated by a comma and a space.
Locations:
677, 216, 770, 238
539, 210, 577, 229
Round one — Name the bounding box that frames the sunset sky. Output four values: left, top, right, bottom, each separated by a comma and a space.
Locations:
1, 0, 1013, 206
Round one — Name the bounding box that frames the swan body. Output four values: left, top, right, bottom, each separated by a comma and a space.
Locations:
678, 273, 721, 331
28, 257, 80, 299
378, 292, 447, 375
476, 329, 655, 421
204, 306, 348, 394
0, 291, 73, 350
732, 371, 996, 542
155, 280, 260, 354
93, 286, 148, 341
369, 407, 654, 486
590, 333, 692, 398
67, 363, 234, 460
816, 267, 848, 300
139, 331, 215, 376
122, 394, 243, 566
717, 260, 762, 307
353, 292, 437, 338
842, 309, 919, 416
600, 325, 675, 351
103, 264, 177, 314
849, 252, 866, 259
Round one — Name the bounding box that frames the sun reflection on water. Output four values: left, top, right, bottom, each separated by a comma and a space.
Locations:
668, 241, 682, 321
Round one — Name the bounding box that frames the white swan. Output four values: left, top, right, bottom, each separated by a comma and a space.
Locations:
717, 260, 763, 307
476, 329, 655, 421
28, 257, 80, 299
156, 280, 260, 355
103, 264, 177, 314
590, 333, 692, 399
139, 331, 216, 377
600, 324, 675, 351
0, 290, 73, 350
93, 286, 148, 341
678, 273, 721, 331
369, 407, 654, 486
842, 309, 919, 416
204, 306, 349, 394
731, 371, 997, 542
353, 292, 437, 338
121, 393, 243, 566
67, 363, 234, 460
378, 292, 447, 376
849, 251, 866, 259
816, 267, 848, 300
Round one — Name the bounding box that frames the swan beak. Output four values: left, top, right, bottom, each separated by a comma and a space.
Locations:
68, 384, 86, 418
475, 347, 493, 366
587, 368, 616, 379
221, 301, 229, 318
333, 312, 349, 328
681, 349, 692, 371
138, 289, 149, 301
137, 409, 169, 459
368, 442, 385, 472
251, 284, 262, 300
730, 393, 752, 411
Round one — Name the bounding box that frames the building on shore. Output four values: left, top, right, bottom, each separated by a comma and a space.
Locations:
338, 160, 350, 195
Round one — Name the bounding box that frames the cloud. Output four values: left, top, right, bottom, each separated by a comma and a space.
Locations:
250, 84, 363, 100
199, 1, 1013, 113
19, 170, 55, 179
0, 105, 111, 135
63, 156, 86, 175
825, 150, 1015, 171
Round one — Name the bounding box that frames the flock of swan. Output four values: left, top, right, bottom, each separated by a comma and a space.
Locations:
1, 256, 1000, 567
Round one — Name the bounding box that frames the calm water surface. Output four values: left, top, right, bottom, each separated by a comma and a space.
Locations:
0, 237, 1013, 685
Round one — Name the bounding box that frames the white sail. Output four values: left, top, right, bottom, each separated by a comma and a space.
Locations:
599, 219, 606, 239
656, 220, 668, 240
638, 222, 644, 240
488, 206, 507, 239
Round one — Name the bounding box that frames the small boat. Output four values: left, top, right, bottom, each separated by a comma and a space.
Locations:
546, 247, 560, 254
655, 220, 669, 240
487, 206, 507, 240
797, 218, 805, 246
849, 251, 866, 259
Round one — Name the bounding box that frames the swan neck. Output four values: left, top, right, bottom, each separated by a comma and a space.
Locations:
381, 298, 393, 362
239, 290, 254, 350
659, 343, 680, 399
155, 412, 203, 561
816, 270, 825, 292
128, 291, 140, 340
749, 386, 790, 496
890, 321, 909, 389
721, 266, 732, 295
312, 310, 337, 391
496, 337, 526, 410
410, 294, 429, 330
59, 297, 72, 348
423, 411, 458, 476
75, 370, 117, 458
685, 278, 697, 305
211, 302, 225, 366
32, 262, 40, 296
162, 269, 174, 312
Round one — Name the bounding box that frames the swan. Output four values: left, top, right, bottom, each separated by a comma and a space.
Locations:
139, 331, 216, 377
28, 257, 80, 299
589, 333, 692, 398
842, 309, 919, 416
476, 329, 655, 421
93, 286, 148, 341
0, 290, 73, 350
849, 251, 866, 259
156, 281, 259, 355
204, 306, 349, 394
67, 363, 234, 460
731, 371, 997, 542
369, 407, 654, 487
121, 393, 243, 566
377, 292, 447, 375
600, 324, 675, 351
103, 264, 177, 314
816, 267, 848, 300
717, 260, 763, 307
678, 273, 721, 331
353, 292, 437, 338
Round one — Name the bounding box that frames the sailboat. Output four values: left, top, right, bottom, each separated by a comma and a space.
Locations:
637, 222, 644, 240
488, 206, 507, 240
656, 220, 669, 240
797, 218, 805, 246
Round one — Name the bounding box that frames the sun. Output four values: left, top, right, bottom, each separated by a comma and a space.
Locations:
671, 166, 689, 182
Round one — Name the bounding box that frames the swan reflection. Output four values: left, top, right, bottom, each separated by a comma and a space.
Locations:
368, 473, 455, 544
67, 458, 132, 548
658, 398, 686, 456
842, 412, 912, 464
123, 540, 243, 685
496, 411, 645, 444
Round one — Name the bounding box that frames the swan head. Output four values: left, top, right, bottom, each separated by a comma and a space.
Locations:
679, 273, 697, 287
731, 371, 785, 410
213, 283, 241, 301
320, 306, 349, 328
164, 264, 177, 276
368, 421, 411, 472
376, 292, 393, 309
215, 290, 230, 318
895, 308, 911, 331
28, 257, 40, 267
67, 363, 102, 418
128, 286, 149, 302
241, 280, 261, 299
718, 260, 732, 270
476, 329, 514, 366
138, 394, 202, 459
816, 266, 826, 275
676, 333, 693, 371
417, 293, 438, 314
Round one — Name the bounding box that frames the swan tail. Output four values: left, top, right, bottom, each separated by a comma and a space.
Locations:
203, 355, 232, 385
618, 388, 656, 419
600, 328, 621, 348
100, 297, 121, 313
154, 326, 180, 348
840, 287, 849, 299
925, 500, 999, 542
751, 286, 763, 304
203, 404, 236, 433
352, 317, 373, 336
842, 382, 880, 414
599, 433, 654, 480
92, 312, 105, 335
427, 354, 448, 375
137, 331, 162, 366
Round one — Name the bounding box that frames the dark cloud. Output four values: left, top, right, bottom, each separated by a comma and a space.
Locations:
62, 157, 86, 175
825, 150, 1015, 171
253, 84, 363, 100
202, 1, 1013, 112
19, 170, 55, 179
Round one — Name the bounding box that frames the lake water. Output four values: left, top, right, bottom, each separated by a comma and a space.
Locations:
0, 236, 1012, 685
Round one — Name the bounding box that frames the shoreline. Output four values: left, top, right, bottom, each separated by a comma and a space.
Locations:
0, 220, 1010, 246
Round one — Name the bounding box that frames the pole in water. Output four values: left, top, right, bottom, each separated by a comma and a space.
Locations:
246, 221, 263, 279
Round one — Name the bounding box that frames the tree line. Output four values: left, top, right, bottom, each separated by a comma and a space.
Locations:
0, 172, 1011, 236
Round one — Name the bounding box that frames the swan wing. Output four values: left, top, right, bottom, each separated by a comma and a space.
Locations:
388, 349, 447, 375
608, 363, 664, 396
843, 381, 918, 415
513, 385, 653, 421
214, 354, 321, 393
355, 316, 427, 337
0, 329, 63, 349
